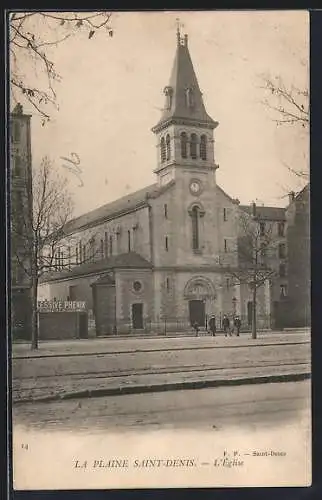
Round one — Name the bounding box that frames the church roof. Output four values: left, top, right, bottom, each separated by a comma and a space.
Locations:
152, 32, 217, 132
64, 180, 175, 234
43, 252, 152, 282
240, 205, 286, 221
91, 273, 115, 286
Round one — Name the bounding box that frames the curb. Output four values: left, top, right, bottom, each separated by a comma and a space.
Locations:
14, 372, 311, 405
13, 340, 309, 360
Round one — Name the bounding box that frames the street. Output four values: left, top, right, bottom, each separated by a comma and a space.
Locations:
13, 380, 310, 432
12, 331, 310, 402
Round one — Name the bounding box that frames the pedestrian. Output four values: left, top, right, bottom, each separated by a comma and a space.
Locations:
222, 314, 231, 336
234, 316, 241, 336
193, 321, 199, 337
209, 316, 216, 336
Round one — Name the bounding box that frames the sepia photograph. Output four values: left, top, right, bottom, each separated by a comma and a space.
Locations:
9, 10, 311, 489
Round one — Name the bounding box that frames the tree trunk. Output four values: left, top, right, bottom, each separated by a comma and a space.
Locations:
252, 287, 257, 339
31, 275, 39, 349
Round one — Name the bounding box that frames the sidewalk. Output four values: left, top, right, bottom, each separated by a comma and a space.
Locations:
12, 330, 310, 359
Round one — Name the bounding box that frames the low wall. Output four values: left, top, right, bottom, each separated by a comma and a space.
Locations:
39, 312, 88, 340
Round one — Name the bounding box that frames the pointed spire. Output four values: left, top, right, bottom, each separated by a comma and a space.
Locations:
152, 30, 218, 133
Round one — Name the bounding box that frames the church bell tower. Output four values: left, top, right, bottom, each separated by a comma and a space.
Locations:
152, 28, 219, 187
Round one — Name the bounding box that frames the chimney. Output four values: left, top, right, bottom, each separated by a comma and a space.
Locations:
13, 103, 23, 114
251, 202, 256, 216
288, 191, 295, 204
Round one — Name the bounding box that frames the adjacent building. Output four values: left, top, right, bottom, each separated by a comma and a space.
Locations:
285, 185, 310, 327
10, 104, 33, 339
239, 203, 288, 328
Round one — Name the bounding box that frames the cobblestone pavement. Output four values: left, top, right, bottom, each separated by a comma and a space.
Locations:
13, 381, 310, 432
12, 331, 311, 402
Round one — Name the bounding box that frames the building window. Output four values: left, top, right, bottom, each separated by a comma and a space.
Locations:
166, 134, 171, 161
164, 203, 168, 219
166, 277, 170, 291
278, 222, 285, 237
165, 235, 169, 251
109, 235, 113, 255
12, 121, 21, 142
68, 246, 71, 270
76, 246, 79, 264
260, 242, 266, 258
79, 241, 82, 263
100, 239, 104, 259
89, 237, 95, 262
224, 239, 228, 253
191, 206, 200, 250
83, 245, 86, 263
128, 230, 131, 252
190, 133, 197, 160
200, 134, 207, 161
14, 155, 22, 176
16, 191, 24, 212
278, 243, 286, 259
279, 263, 286, 277
259, 222, 266, 236
104, 231, 108, 258
160, 137, 166, 163
223, 208, 227, 222
181, 132, 188, 158
280, 284, 287, 297
226, 278, 230, 290
133, 280, 142, 292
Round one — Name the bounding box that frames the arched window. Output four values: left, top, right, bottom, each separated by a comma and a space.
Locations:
191, 206, 200, 250
181, 132, 188, 158
166, 134, 171, 161
160, 137, 166, 163
200, 135, 207, 160
190, 133, 197, 159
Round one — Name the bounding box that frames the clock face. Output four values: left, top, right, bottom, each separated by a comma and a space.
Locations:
190, 180, 201, 195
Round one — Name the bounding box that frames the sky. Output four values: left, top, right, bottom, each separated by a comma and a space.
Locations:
14, 10, 309, 218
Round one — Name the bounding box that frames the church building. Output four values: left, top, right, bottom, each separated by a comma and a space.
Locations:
40, 30, 271, 335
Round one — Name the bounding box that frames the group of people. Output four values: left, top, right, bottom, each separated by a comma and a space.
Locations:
193, 315, 241, 337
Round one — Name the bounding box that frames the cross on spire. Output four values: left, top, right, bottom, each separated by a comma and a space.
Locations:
175, 17, 185, 45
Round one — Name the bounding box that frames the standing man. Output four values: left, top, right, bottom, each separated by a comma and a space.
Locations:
223, 315, 231, 337
209, 316, 216, 336
193, 321, 199, 337
234, 316, 241, 336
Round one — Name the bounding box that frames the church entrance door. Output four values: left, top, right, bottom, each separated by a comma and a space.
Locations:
189, 300, 205, 327
132, 303, 143, 329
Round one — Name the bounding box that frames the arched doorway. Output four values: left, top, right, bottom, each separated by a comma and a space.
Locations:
184, 277, 216, 327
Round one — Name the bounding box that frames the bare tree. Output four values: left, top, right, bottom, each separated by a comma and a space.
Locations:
260, 74, 309, 183
260, 74, 309, 128
224, 209, 277, 339
9, 11, 113, 123
12, 157, 100, 349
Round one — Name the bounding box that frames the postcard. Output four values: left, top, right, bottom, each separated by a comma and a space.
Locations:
10, 10, 311, 489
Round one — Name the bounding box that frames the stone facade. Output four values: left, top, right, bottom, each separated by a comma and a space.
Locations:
10, 104, 33, 339
285, 186, 310, 327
